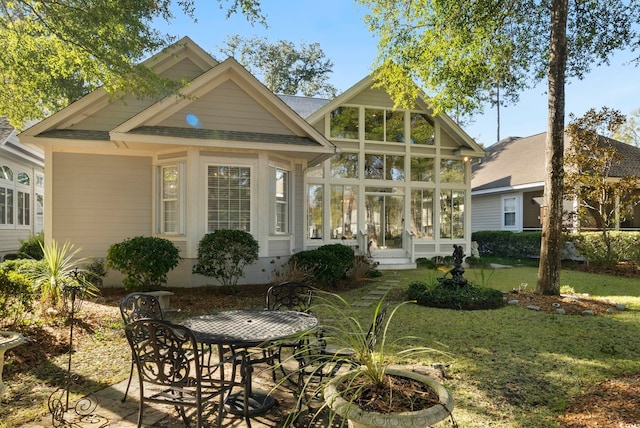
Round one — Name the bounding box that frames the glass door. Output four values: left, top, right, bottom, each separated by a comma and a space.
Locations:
365, 191, 404, 250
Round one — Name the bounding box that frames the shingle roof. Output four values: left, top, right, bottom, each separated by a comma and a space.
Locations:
472, 132, 640, 192
0, 117, 14, 143
277, 94, 330, 118
37, 126, 320, 146
472, 133, 547, 191
129, 126, 319, 146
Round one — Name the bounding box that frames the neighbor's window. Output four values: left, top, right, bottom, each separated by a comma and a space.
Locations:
274, 169, 289, 234
17, 190, 29, 226
15, 171, 30, 227
161, 165, 180, 234
307, 184, 323, 239
35, 193, 44, 233
330, 185, 358, 239
440, 159, 465, 183
207, 165, 251, 232
330, 106, 359, 139
330, 153, 359, 179
0, 166, 14, 226
503, 196, 517, 228
0, 187, 13, 225
410, 189, 434, 239
410, 113, 435, 145
440, 190, 465, 239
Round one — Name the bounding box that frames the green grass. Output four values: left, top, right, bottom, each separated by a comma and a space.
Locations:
322, 265, 640, 427
4, 265, 639, 427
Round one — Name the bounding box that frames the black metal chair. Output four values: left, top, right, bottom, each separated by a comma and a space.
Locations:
119, 292, 165, 402
264, 282, 314, 382
124, 318, 249, 428
266, 281, 314, 312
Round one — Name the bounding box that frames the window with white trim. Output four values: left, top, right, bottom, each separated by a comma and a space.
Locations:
503, 196, 517, 228
160, 165, 180, 234
274, 169, 289, 234
207, 165, 251, 232
0, 166, 14, 226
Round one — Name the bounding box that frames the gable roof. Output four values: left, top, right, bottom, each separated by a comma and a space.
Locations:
305, 75, 485, 157
20, 40, 335, 163
472, 132, 640, 193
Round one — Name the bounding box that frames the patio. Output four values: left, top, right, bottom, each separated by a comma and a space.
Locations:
20, 361, 309, 427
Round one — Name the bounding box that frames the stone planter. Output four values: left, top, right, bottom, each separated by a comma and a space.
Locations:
0, 331, 27, 396
324, 367, 454, 428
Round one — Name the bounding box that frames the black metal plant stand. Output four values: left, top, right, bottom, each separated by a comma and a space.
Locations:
48, 269, 108, 427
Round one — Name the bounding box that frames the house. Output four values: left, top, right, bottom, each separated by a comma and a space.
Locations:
471, 132, 640, 233
0, 117, 45, 258
20, 37, 484, 287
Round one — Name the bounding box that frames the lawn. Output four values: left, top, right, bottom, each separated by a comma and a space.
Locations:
2, 263, 639, 427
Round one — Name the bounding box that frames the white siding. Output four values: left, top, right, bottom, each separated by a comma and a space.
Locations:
52, 153, 152, 258
471, 194, 502, 232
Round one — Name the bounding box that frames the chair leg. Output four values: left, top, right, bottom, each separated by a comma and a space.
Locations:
122, 357, 135, 403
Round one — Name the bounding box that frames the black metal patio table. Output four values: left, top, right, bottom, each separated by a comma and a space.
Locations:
181, 309, 318, 416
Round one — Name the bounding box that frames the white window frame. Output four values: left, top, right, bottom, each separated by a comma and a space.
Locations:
158, 163, 185, 235
272, 168, 289, 235
502, 195, 519, 230
205, 163, 253, 233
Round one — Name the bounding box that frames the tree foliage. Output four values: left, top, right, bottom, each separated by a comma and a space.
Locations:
613, 108, 640, 147
564, 107, 640, 264
0, 0, 265, 129
219, 34, 338, 97
359, 0, 640, 117
359, 0, 640, 295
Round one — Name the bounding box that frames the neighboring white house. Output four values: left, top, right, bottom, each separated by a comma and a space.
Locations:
471, 132, 640, 233
0, 117, 45, 259
20, 37, 484, 287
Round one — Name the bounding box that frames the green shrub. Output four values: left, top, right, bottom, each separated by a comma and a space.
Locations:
81, 258, 108, 288
192, 230, 259, 289
18, 232, 44, 259
416, 283, 505, 310
0, 269, 34, 325
406, 281, 428, 300
416, 257, 437, 269
107, 236, 182, 291
569, 231, 640, 265
464, 256, 489, 267
472, 230, 542, 258
290, 244, 355, 287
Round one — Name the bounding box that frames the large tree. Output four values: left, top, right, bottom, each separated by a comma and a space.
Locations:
359, 0, 640, 295
0, 0, 265, 129
219, 35, 338, 97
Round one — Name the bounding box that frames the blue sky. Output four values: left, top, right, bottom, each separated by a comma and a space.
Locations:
155, 0, 640, 147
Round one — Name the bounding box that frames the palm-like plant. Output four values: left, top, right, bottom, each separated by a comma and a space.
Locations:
31, 240, 96, 308
286, 291, 453, 427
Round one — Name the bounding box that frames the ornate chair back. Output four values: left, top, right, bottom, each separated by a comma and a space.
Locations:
266, 282, 313, 312
119, 292, 164, 324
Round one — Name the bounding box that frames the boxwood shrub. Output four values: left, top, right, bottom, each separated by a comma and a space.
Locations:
415, 283, 505, 310
290, 244, 355, 287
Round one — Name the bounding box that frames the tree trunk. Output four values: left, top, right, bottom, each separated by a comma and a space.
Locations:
537, 0, 568, 296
